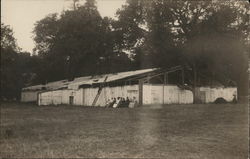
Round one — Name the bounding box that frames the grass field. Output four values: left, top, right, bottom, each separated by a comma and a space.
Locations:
0, 102, 248, 158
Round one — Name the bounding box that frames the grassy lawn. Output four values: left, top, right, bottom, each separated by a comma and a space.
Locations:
0, 102, 248, 158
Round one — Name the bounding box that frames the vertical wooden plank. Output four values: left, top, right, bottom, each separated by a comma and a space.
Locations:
82, 89, 85, 106
139, 79, 143, 105
38, 93, 40, 105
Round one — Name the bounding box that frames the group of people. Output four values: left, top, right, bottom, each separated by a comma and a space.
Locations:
105, 97, 138, 108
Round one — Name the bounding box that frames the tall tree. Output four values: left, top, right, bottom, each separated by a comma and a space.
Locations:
113, 0, 150, 69
184, 1, 249, 103
1, 23, 18, 50
1, 24, 19, 100
1, 24, 35, 100
33, 0, 132, 82
116, 0, 249, 103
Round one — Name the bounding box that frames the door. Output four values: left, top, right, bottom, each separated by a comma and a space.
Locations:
69, 96, 74, 105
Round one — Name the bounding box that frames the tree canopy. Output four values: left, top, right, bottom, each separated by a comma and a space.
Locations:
114, 0, 249, 102
1, 0, 249, 102
33, 0, 133, 82
1, 24, 37, 100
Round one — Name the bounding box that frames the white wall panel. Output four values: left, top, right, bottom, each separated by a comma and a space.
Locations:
21, 91, 40, 102
198, 87, 237, 103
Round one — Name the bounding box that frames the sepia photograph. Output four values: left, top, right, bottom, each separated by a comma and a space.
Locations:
1, 0, 249, 158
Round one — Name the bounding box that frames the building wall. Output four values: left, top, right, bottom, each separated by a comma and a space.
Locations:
38, 90, 60, 105
143, 84, 193, 104
85, 85, 139, 106
21, 91, 40, 102
38, 85, 236, 106
94, 84, 193, 105
38, 89, 83, 106
82, 87, 99, 106
197, 87, 237, 103
38, 85, 139, 106
38, 84, 193, 106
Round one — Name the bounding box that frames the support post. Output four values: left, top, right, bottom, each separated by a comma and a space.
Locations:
139, 79, 143, 106
193, 64, 197, 104
162, 78, 164, 105
164, 73, 167, 85
182, 68, 185, 85
147, 74, 150, 84
163, 74, 167, 104
166, 73, 168, 84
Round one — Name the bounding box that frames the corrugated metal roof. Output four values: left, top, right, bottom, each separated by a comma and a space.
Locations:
73, 76, 92, 82
106, 68, 157, 82
22, 68, 158, 91
22, 80, 69, 91
22, 84, 45, 91
45, 80, 69, 90
68, 68, 157, 89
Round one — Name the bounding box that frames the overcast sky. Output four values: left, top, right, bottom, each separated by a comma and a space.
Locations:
1, 0, 126, 53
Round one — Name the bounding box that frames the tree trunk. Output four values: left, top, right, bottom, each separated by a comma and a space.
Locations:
192, 64, 198, 104
237, 71, 249, 104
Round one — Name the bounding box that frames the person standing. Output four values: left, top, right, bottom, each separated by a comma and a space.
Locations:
113, 97, 119, 108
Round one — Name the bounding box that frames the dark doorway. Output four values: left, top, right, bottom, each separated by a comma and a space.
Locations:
69, 96, 74, 105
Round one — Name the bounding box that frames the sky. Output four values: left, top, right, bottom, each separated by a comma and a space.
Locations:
1, 0, 126, 53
